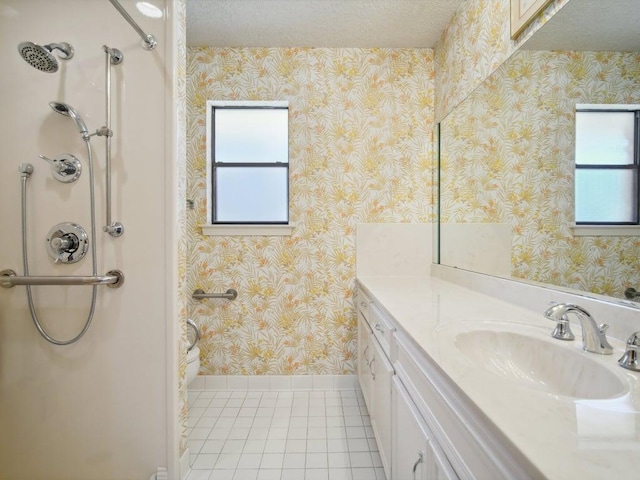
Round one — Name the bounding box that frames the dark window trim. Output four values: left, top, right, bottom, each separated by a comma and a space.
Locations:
210, 104, 290, 225
575, 108, 640, 226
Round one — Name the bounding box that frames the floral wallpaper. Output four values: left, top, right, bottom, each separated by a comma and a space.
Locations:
186, 48, 435, 375
440, 50, 640, 297
434, 0, 569, 122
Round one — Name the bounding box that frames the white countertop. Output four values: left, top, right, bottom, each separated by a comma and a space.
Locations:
357, 274, 640, 480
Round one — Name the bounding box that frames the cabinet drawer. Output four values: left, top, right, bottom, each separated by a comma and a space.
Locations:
357, 287, 370, 321
370, 303, 394, 357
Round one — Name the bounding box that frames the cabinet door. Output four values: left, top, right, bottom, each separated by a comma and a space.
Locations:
357, 313, 373, 411
370, 335, 393, 478
392, 377, 458, 480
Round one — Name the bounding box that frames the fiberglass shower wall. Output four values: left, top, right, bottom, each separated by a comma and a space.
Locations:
0, 1, 178, 478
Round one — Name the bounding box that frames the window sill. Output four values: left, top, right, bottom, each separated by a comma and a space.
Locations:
201, 224, 295, 236
572, 225, 640, 236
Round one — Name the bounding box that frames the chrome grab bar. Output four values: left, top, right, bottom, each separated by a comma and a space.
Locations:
108, 0, 157, 50
625, 287, 640, 299
192, 288, 238, 301
0, 269, 124, 288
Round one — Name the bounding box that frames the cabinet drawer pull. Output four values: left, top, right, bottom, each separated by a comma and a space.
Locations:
375, 323, 385, 334
412, 450, 424, 478
369, 357, 376, 380
363, 345, 370, 364
360, 301, 367, 308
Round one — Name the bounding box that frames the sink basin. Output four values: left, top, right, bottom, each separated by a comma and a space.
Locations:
454, 329, 626, 399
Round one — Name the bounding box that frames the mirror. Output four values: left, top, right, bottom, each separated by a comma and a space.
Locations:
438, 0, 640, 301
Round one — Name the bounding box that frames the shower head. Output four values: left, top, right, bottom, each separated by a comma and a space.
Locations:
49, 102, 88, 135
18, 42, 74, 73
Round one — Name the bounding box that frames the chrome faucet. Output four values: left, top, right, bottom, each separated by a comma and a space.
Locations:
618, 332, 640, 371
544, 303, 613, 355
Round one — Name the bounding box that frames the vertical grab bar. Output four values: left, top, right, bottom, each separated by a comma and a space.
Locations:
102, 46, 124, 237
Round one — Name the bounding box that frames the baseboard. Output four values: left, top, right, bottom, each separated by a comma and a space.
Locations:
149, 467, 168, 480
179, 447, 190, 480
189, 374, 358, 391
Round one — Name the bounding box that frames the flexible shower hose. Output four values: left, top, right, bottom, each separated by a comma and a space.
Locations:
21, 138, 98, 345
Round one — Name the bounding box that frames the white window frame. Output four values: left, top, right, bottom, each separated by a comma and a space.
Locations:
202, 100, 294, 236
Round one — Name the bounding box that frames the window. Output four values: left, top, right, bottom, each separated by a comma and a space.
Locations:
574, 105, 640, 228
204, 101, 291, 235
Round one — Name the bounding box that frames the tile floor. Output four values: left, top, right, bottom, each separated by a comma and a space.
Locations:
186, 388, 387, 480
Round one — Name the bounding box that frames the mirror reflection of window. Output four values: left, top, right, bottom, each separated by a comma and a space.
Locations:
575, 105, 640, 225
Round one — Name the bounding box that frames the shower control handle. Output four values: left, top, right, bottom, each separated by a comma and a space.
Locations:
38, 154, 82, 183
46, 223, 88, 264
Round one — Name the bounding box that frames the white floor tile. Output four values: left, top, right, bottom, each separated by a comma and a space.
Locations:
281, 469, 305, 480
285, 439, 307, 453
328, 468, 352, 480
305, 452, 328, 469
185, 470, 211, 480
347, 438, 369, 452
327, 452, 350, 468
263, 439, 287, 454
239, 453, 263, 469
222, 440, 246, 454
351, 468, 376, 480
233, 469, 259, 480
191, 428, 212, 440
201, 439, 225, 454
192, 454, 218, 469
349, 452, 373, 469
307, 439, 327, 453
212, 470, 236, 480
283, 452, 306, 469
186, 388, 380, 480
243, 439, 267, 454
215, 453, 242, 470
327, 438, 349, 453
305, 468, 329, 480
260, 453, 284, 469
256, 469, 282, 480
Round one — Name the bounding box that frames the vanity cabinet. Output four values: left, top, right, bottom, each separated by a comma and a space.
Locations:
357, 288, 393, 478
357, 282, 541, 480
392, 376, 457, 480
357, 310, 373, 411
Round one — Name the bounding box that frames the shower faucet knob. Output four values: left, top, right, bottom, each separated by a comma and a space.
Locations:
46, 223, 88, 264
38, 154, 82, 183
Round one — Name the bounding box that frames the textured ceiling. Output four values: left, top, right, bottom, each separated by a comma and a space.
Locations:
186, 0, 464, 48
521, 0, 640, 52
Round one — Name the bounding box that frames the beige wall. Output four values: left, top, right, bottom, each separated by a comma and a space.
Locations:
0, 1, 179, 478
186, 47, 435, 375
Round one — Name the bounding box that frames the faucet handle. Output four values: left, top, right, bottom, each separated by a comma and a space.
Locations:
618, 331, 640, 372
551, 314, 575, 341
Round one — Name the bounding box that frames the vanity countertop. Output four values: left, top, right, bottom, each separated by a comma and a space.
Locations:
357, 274, 640, 480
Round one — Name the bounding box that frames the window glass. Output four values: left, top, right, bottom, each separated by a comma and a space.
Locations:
575, 111, 635, 165
215, 166, 288, 223
575, 169, 636, 223
215, 109, 288, 164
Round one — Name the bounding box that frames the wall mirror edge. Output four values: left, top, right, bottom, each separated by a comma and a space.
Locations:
437, 0, 640, 306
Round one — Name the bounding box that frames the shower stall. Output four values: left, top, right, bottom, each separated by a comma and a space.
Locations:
0, 1, 185, 479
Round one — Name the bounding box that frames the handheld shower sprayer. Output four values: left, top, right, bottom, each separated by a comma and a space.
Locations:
18, 42, 74, 73
49, 102, 89, 137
